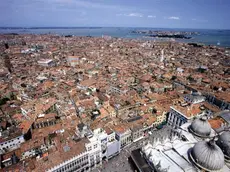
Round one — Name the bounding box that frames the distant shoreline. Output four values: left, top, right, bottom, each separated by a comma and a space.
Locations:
1, 33, 227, 49
0, 28, 230, 48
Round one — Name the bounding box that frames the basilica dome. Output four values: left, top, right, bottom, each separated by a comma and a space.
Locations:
216, 131, 230, 160
190, 140, 225, 171
189, 116, 211, 137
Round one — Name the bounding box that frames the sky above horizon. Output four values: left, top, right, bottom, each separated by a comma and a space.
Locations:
1, 0, 230, 29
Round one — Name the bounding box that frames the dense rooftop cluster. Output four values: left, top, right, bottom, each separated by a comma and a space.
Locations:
0, 34, 229, 172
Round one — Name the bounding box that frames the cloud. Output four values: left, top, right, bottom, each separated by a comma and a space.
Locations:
126, 13, 143, 17
147, 15, 156, 18
168, 16, 180, 20
117, 13, 143, 17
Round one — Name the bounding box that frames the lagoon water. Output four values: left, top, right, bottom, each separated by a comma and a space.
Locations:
0, 27, 230, 47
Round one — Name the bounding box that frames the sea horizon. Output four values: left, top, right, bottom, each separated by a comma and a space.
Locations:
0, 26, 230, 30
1, 27, 230, 48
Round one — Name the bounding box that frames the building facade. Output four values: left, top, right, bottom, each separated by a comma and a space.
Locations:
205, 94, 230, 110
0, 135, 25, 154
167, 107, 188, 129
48, 152, 90, 172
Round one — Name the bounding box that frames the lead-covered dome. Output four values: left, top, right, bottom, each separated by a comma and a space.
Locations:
190, 140, 225, 171
189, 116, 211, 137
216, 131, 230, 160
218, 110, 230, 117
218, 110, 230, 123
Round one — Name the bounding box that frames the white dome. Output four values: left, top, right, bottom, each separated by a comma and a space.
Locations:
190, 140, 225, 171
216, 131, 230, 159
218, 110, 230, 117
189, 116, 211, 137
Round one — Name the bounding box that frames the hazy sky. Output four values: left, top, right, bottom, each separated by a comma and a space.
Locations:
1, 0, 230, 29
